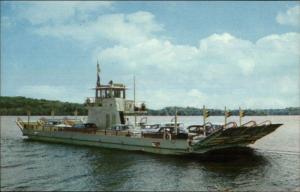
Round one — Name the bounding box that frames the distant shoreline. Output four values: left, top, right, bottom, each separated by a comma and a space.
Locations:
1, 96, 299, 116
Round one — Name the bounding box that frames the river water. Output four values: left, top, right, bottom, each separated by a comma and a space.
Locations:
1, 116, 300, 191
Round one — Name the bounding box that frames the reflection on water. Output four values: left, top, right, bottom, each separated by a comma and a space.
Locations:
1, 116, 300, 191
83, 147, 271, 191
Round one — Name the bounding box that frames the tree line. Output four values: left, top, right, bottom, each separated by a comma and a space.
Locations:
0, 96, 87, 116
148, 106, 300, 116
1, 96, 299, 116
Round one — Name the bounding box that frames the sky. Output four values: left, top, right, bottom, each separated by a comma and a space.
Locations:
1, 1, 300, 109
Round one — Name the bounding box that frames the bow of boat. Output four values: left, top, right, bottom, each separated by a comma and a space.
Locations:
191, 123, 282, 153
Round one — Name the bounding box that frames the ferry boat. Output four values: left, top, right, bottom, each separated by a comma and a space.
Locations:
16, 62, 282, 155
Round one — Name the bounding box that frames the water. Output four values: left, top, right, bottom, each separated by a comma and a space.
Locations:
1, 116, 300, 191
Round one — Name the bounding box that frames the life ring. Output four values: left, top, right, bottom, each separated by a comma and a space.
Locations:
165, 131, 172, 140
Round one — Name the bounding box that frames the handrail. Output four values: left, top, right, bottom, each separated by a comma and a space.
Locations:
140, 117, 147, 124
170, 117, 175, 122
257, 120, 272, 126
187, 125, 202, 131
37, 120, 43, 126
203, 122, 213, 128
187, 124, 208, 136
16, 118, 24, 130
224, 121, 237, 129
241, 120, 257, 127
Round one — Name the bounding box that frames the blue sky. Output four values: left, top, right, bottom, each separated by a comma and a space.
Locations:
1, 1, 299, 109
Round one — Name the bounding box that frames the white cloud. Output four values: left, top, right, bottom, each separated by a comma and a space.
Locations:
10, 4, 300, 108
96, 32, 300, 108
278, 76, 300, 95
276, 5, 300, 27
98, 32, 299, 75
34, 11, 163, 45
237, 59, 255, 75
14, 3, 162, 45
17, 2, 112, 25
256, 33, 300, 55
140, 89, 208, 109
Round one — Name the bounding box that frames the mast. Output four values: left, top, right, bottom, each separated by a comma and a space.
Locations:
96, 60, 101, 99
134, 75, 136, 126
174, 108, 178, 135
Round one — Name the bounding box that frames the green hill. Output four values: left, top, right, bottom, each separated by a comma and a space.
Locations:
0, 96, 87, 116
0, 96, 299, 116
148, 106, 300, 116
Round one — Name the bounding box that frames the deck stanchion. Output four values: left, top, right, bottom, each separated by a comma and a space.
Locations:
239, 107, 245, 127
51, 109, 55, 120
175, 108, 178, 136
224, 106, 227, 128
203, 105, 209, 136
224, 107, 232, 128
203, 105, 206, 136
74, 109, 78, 120
27, 110, 30, 128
